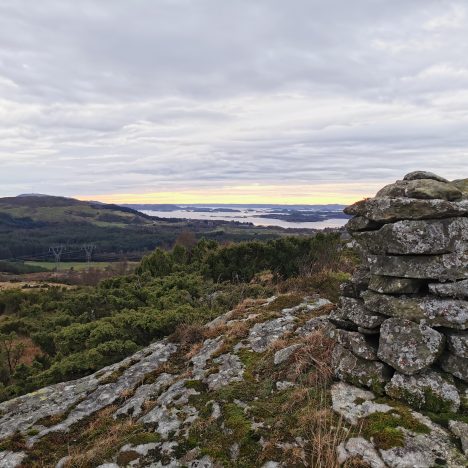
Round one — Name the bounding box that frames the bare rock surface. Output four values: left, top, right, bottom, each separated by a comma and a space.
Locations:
368, 275, 423, 294
328, 328, 378, 360
429, 279, 468, 299
439, 352, 468, 382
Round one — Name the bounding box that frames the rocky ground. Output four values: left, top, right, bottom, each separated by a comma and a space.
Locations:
0, 291, 466, 467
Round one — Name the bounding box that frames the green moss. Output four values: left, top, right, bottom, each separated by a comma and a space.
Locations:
265, 294, 304, 311
185, 379, 208, 392
362, 408, 430, 450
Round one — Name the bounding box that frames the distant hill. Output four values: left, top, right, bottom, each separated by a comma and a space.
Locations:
0, 195, 319, 263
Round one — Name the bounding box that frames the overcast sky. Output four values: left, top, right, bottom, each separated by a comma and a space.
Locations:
1, 0, 467, 203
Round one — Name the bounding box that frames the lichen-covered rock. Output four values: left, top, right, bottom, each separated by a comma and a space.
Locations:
429, 279, 468, 299
205, 353, 244, 390
345, 216, 382, 232
332, 344, 393, 394
0, 451, 26, 468
295, 316, 336, 336
378, 318, 445, 375
445, 330, 468, 358
340, 297, 387, 329
368, 251, 468, 281
403, 171, 449, 183
368, 275, 423, 294
340, 266, 370, 298
331, 381, 392, 425
362, 291, 468, 329
273, 344, 301, 365
452, 178, 468, 199
439, 352, 468, 382
248, 315, 297, 353
329, 329, 378, 360
344, 196, 468, 223
376, 179, 462, 201
449, 420, 468, 456
337, 437, 386, 468
385, 370, 460, 412
354, 217, 468, 255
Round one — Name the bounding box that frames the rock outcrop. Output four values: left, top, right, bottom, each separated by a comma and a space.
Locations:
332, 172, 468, 415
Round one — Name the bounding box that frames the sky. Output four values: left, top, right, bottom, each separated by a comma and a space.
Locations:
0, 0, 467, 205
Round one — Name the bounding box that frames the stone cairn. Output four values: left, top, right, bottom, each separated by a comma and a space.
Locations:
330, 170, 468, 413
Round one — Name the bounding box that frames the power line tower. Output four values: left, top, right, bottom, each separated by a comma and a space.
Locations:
49, 245, 65, 271
81, 244, 96, 268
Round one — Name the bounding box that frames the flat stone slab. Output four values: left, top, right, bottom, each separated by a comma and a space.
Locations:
368, 275, 423, 294
367, 251, 468, 281
339, 297, 387, 329
385, 370, 460, 412
329, 329, 378, 360
429, 279, 468, 299
344, 197, 468, 223
376, 179, 462, 201
439, 352, 468, 383
362, 291, 468, 329
354, 217, 468, 255
378, 318, 444, 375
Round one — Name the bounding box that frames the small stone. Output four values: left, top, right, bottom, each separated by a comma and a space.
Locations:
368, 251, 468, 281
295, 316, 336, 336
429, 279, 468, 299
368, 276, 423, 294
273, 344, 301, 365
385, 370, 460, 412
403, 171, 449, 183
332, 344, 393, 394
329, 329, 378, 360
439, 352, 468, 382
378, 318, 445, 375
354, 217, 468, 255
340, 297, 387, 329
362, 291, 468, 330
344, 197, 467, 223
337, 437, 386, 468
448, 420, 468, 456
248, 316, 296, 353
445, 330, 468, 358
276, 381, 295, 391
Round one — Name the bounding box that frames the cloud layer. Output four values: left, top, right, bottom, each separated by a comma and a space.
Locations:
1, 0, 467, 202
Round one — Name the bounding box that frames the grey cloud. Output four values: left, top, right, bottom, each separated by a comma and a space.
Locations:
0, 0, 467, 198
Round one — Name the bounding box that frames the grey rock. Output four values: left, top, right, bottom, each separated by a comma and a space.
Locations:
205, 353, 244, 390
354, 217, 468, 255
378, 318, 445, 375
429, 279, 468, 299
368, 275, 423, 294
452, 178, 468, 199
276, 381, 295, 391
379, 411, 467, 468
362, 291, 468, 329
340, 267, 370, 298
445, 330, 468, 358
345, 216, 382, 232
376, 178, 462, 201
273, 344, 301, 365
439, 352, 468, 382
344, 196, 468, 223
403, 171, 449, 183
295, 316, 336, 336
368, 251, 468, 281
0, 451, 26, 468
328, 307, 359, 331
340, 297, 387, 329
190, 337, 224, 377
385, 370, 460, 412
331, 381, 392, 425
449, 420, 468, 456
248, 315, 296, 353
329, 329, 378, 360
337, 437, 386, 468
332, 344, 392, 393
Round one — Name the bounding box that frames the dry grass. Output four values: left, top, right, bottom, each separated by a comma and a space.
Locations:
170, 323, 206, 348
226, 320, 250, 340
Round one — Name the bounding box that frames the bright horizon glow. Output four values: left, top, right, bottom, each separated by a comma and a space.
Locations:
76, 182, 383, 205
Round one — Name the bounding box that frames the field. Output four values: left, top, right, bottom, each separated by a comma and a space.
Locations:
25, 261, 115, 271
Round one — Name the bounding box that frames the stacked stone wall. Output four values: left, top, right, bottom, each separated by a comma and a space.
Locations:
330, 171, 468, 413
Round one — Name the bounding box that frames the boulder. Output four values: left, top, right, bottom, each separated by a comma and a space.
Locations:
368, 276, 423, 294
403, 171, 449, 183
332, 344, 393, 394
378, 318, 445, 375
368, 251, 468, 281
452, 178, 468, 199
439, 352, 468, 382
428, 279, 468, 299
362, 291, 468, 330
329, 329, 378, 360
385, 370, 460, 412
354, 217, 468, 255
445, 330, 468, 358
344, 197, 467, 223
340, 297, 387, 329
404, 179, 462, 201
